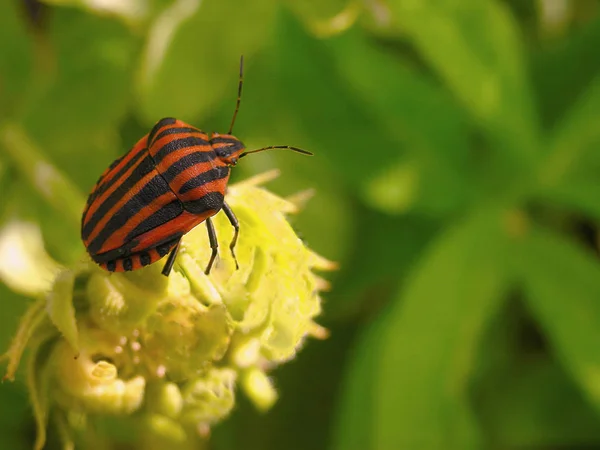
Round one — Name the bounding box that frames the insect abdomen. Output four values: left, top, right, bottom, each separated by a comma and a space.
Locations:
81, 135, 184, 270
96, 239, 180, 272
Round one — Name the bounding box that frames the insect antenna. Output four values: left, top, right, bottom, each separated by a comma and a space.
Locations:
228, 55, 244, 134
228, 56, 312, 159
239, 145, 313, 158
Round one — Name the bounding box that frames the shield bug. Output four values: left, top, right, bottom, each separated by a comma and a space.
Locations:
81, 56, 311, 276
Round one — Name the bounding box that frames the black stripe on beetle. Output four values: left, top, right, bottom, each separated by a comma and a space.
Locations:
88, 174, 172, 254
183, 192, 225, 215
152, 127, 206, 144
160, 151, 217, 183
153, 136, 213, 163
179, 166, 231, 194
147, 117, 177, 146
82, 155, 155, 240
126, 201, 184, 241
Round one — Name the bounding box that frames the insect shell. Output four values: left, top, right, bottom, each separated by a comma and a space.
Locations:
81, 57, 311, 277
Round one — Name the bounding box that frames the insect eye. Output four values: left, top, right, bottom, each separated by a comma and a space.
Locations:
214, 147, 229, 158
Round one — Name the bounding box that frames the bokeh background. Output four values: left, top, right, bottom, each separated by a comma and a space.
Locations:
2, 0, 600, 449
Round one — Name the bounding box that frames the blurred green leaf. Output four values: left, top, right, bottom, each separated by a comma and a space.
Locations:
136, 0, 276, 124
325, 28, 470, 215
0, 381, 32, 450
479, 359, 600, 448
42, 0, 149, 24
469, 296, 519, 400
331, 308, 389, 450
472, 296, 600, 448
326, 210, 437, 320
19, 7, 138, 190
363, 157, 417, 214
286, 0, 353, 25
0, 156, 10, 209
285, 0, 360, 38
0, 0, 34, 116
376, 210, 512, 449
0, 123, 85, 229
532, 14, 600, 129
262, 12, 404, 187
538, 178, 600, 223
539, 76, 600, 189
517, 226, 600, 415
387, 0, 540, 171
534, 73, 600, 222
0, 122, 82, 264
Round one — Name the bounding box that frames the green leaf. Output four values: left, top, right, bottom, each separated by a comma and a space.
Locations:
0, 0, 34, 116
532, 14, 600, 129
0, 124, 86, 229
539, 76, 600, 188
43, 0, 149, 24
326, 211, 437, 320
375, 210, 512, 449
324, 29, 470, 214
478, 360, 600, 448
386, 0, 540, 168
538, 177, 600, 223
19, 8, 138, 190
136, 0, 276, 124
256, 12, 404, 187
517, 226, 600, 413
331, 308, 390, 450
472, 298, 600, 448
285, 0, 360, 37
0, 383, 31, 450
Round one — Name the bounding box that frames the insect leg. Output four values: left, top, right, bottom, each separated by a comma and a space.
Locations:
205, 217, 219, 275
222, 202, 240, 270
161, 239, 181, 277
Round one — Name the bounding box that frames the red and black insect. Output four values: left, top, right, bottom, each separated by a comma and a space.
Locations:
81, 56, 311, 277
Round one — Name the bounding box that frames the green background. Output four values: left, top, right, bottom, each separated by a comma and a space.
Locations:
2, 0, 600, 449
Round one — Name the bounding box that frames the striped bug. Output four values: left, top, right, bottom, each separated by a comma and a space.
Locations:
81, 56, 311, 277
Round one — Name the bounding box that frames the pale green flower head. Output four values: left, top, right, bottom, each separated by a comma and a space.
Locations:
2, 170, 334, 450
